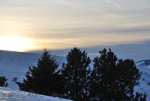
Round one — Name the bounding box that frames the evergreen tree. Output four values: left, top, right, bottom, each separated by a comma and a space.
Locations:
90, 49, 146, 101
16, 50, 64, 96
0, 76, 8, 87
62, 48, 91, 101
132, 93, 147, 101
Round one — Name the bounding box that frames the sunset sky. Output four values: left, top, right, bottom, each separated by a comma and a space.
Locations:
0, 0, 150, 52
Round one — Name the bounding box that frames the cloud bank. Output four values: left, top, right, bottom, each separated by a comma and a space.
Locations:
0, 0, 149, 51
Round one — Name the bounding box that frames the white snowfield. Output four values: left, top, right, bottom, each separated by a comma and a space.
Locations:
0, 87, 71, 101
0, 50, 65, 89
0, 50, 150, 100
135, 61, 150, 101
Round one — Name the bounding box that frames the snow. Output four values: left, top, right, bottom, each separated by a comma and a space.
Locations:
0, 50, 41, 89
0, 50, 65, 89
0, 50, 150, 100
0, 87, 71, 101
134, 61, 150, 101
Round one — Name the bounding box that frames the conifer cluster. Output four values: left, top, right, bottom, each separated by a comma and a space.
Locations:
16, 48, 147, 101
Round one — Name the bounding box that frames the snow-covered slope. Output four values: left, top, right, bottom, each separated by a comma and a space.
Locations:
0, 87, 71, 101
135, 60, 150, 101
0, 50, 65, 89
0, 50, 150, 100
0, 50, 40, 89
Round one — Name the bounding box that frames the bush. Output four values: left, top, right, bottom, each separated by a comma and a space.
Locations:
0, 76, 8, 87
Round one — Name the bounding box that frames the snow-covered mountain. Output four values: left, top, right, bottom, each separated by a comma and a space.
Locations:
0, 87, 71, 101
0, 50, 150, 100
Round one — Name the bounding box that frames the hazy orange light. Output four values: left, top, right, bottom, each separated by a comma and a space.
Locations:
0, 36, 34, 52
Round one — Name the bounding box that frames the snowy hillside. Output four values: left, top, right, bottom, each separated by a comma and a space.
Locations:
0, 87, 71, 101
0, 50, 65, 89
0, 50, 150, 100
135, 60, 150, 100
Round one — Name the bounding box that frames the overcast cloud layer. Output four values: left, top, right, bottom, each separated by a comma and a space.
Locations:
0, 0, 150, 51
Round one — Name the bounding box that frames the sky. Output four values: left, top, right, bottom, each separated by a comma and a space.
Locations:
0, 0, 150, 57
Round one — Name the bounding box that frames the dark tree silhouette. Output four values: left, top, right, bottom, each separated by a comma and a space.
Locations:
133, 93, 147, 101
0, 76, 8, 87
62, 48, 91, 101
90, 49, 146, 101
16, 50, 64, 96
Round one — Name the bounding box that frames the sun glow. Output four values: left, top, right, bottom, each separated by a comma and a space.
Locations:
0, 36, 34, 52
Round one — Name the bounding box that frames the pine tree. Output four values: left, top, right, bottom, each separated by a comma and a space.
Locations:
0, 76, 8, 87
90, 49, 146, 101
132, 93, 147, 101
16, 50, 64, 96
62, 48, 91, 101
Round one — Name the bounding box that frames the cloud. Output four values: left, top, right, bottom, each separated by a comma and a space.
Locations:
105, 0, 121, 8
0, 0, 149, 51
79, 40, 150, 61
39, 40, 150, 61
52, 0, 76, 6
